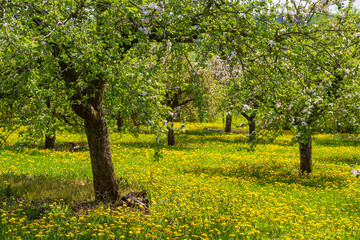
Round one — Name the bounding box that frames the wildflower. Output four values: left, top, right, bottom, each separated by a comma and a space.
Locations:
41, 41, 46, 45
4, 22, 8, 27
142, 91, 147, 96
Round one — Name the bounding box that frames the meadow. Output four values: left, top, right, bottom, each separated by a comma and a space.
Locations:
1, 121, 360, 239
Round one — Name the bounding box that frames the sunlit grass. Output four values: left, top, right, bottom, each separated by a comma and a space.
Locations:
1, 122, 360, 239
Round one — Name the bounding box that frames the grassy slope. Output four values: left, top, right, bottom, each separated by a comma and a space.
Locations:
1, 122, 360, 239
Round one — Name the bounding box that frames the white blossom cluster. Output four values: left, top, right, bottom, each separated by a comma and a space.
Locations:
351, 169, 360, 177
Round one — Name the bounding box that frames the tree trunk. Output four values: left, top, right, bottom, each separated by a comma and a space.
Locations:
45, 98, 56, 149
241, 112, 257, 142
225, 113, 232, 132
116, 113, 124, 133
59, 61, 120, 202
84, 110, 120, 202
299, 134, 312, 174
167, 116, 175, 146
45, 130, 56, 149
173, 106, 181, 122
248, 114, 256, 142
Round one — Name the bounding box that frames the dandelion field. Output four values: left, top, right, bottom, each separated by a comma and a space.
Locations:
1, 122, 360, 239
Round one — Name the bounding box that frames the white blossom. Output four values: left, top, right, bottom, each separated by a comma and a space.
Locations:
139, 27, 150, 35
314, 98, 323, 104
242, 104, 250, 111
268, 40, 276, 46
351, 169, 360, 177
167, 40, 172, 52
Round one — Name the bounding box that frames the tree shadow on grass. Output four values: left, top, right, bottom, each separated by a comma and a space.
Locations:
4, 141, 89, 153
0, 172, 147, 220
0, 172, 94, 202
0, 173, 94, 220
314, 137, 360, 148
317, 156, 360, 166
182, 163, 350, 189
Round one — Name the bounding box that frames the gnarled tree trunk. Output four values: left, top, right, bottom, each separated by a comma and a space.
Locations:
225, 113, 232, 133
299, 134, 312, 174
84, 110, 119, 202
60, 61, 120, 202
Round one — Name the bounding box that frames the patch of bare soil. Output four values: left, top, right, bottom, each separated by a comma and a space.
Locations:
73, 190, 149, 214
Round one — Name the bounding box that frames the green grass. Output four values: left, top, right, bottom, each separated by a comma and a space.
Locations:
1, 122, 360, 239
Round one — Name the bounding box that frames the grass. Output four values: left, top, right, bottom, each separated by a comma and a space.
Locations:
1, 121, 360, 239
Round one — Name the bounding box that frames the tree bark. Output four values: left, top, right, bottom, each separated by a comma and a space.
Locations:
299, 134, 312, 174
84, 111, 119, 202
241, 112, 256, 142
45, 98, 56, 149
59, 61, 120, 202
167, 116, 175, 146
116, 113, 124, 133
248, 114, 256, 142
225, 113, 232, 132
44, 130, 56, 149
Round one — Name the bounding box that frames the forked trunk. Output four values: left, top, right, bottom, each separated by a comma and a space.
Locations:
45, 130, 56, 149
84, 111, 120, 202
167, 116, 175, 146
225, 113, 232, 132
299, 135, 312, 174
